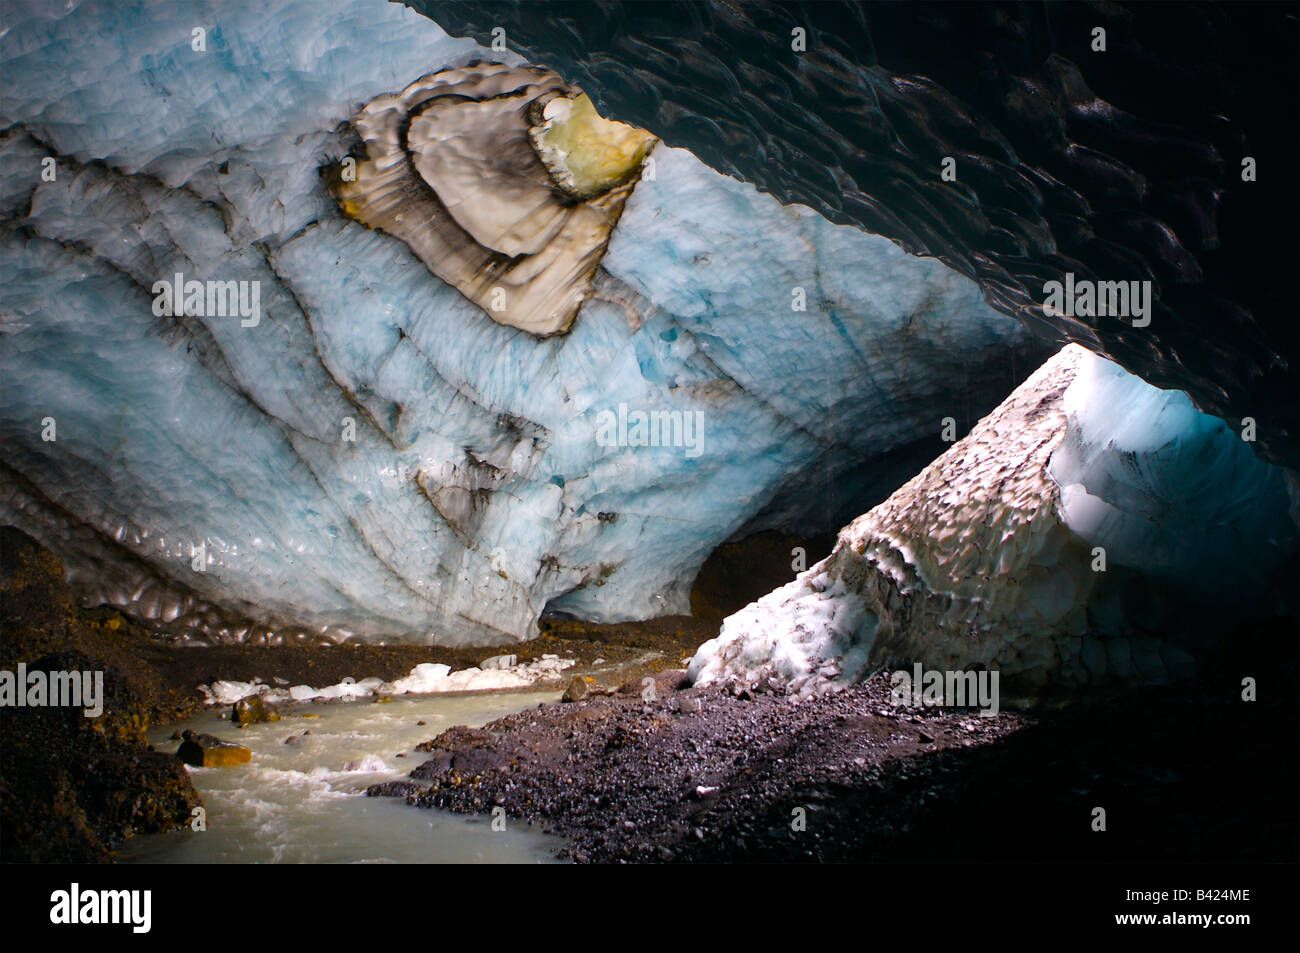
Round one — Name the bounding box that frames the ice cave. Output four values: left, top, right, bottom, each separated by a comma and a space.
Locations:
0, 0, 1296, 886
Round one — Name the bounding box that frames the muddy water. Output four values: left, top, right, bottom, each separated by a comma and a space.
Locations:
118, 690, 567, 864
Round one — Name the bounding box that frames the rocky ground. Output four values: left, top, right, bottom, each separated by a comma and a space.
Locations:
0, 529, 200, 862
373, 623, 1298, 863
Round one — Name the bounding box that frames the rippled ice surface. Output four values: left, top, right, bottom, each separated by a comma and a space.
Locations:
119, 691, 566, 864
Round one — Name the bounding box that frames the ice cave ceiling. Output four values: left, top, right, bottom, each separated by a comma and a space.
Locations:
418, 0, 1300, 469
0, 0, 1295, 670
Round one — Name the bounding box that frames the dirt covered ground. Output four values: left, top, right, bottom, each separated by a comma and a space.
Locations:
0, 529, 201, 862
134, 614, 711, 704
375, 633, 1298, 863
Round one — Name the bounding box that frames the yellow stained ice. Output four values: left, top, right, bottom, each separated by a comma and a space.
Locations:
536, 94, 657, 198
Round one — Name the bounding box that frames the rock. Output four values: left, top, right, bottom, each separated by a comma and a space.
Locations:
479, 654, 517, 670
450, 747, 504, 775
918, 731, 934, 744
678, 696, 702, 714
562, 675, 590, 703
365, 780, 424, 798
333, 65, 655, 336
176, 729, 251, 766
342, 755, 387, 772
409, 751, 454, 779
232, 693, 280, 725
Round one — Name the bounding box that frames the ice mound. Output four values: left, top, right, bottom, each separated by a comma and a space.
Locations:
690, 345, 1298, 697
390, 663, 452, 695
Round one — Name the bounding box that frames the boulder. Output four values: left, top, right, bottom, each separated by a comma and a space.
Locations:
176, 729, 251, 766
561, 675, 589, 703
232, 693, 280, 725
366, 780, 425, 798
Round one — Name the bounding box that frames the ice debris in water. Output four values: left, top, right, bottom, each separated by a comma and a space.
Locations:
199, 655, 576, 706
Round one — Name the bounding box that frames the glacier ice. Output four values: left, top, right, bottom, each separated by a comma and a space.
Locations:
1049, 349, 1294, 606
0, 0, 1029, 645
689, 344, 1298, 697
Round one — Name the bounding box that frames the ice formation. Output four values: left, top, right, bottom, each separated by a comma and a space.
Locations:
689, 345, 1298, 697
331, 63, 656, 335
422, 1, 1300, 470
0, 0, 1028, 645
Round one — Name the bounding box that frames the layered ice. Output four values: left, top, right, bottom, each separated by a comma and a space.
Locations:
689, 345, 1298, 696
0, 0, 1027, 644
330, 63, 657, 335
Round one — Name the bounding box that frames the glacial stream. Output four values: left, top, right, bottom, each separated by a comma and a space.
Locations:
118, 691, 567, 864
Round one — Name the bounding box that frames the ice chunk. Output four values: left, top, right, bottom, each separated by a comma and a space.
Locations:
390, 663, 452, 695
692, 345, 1297, 696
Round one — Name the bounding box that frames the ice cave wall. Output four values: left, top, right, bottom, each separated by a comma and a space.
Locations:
0, 0, 1031, 645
